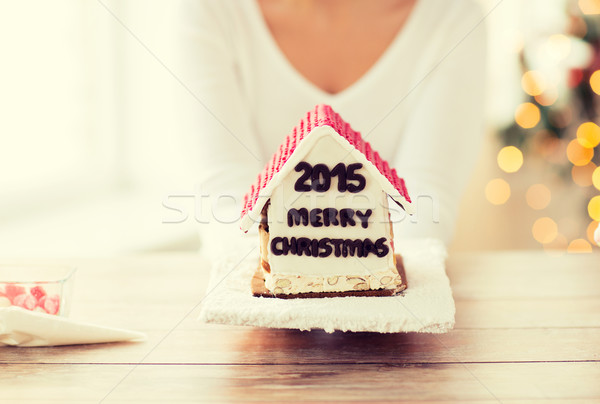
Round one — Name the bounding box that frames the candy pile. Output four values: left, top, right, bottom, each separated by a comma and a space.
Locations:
0, 284, 60, 315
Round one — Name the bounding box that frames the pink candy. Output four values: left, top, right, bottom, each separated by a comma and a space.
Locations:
0, 284, 60, 315
4, 284, 25, 301
38, 295, 60, 315
30, 285, 47, 301
13, 293, 37, 310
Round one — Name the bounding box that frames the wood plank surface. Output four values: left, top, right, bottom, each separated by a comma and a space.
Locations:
2, 327, 599, 365
1, 363, 599, 402
0, 251, 598, 403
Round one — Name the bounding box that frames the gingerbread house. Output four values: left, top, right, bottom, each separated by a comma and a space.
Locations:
241, 104, 413, 298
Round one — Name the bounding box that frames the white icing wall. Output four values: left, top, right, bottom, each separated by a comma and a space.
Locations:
267, 132, 395, 277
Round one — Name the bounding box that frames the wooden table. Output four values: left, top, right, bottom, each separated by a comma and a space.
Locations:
1, 251, 599, 403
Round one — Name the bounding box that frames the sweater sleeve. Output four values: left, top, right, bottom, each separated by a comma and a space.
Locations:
177, 1, 262, 257
178, 1, 263, 201
391, 5, 487, 244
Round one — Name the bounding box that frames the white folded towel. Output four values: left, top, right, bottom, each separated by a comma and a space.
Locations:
0, 306, 147, 347
200, 238, 455, 333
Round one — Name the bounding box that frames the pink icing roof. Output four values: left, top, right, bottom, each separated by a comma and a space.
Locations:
240, 104, 411, 228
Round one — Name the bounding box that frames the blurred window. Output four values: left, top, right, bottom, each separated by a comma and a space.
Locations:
0, 1, 121, 220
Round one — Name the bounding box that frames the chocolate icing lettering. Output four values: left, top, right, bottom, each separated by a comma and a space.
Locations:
309, 208, 323, 227
355, 209, 372, 229
271, 237, 283, 256
343, 239, 364, 257
318, 238, 333, 257
311, 238, 320, 257
330, 162, 347, 192
287, 207, 370, 229
275, 161, 391, 262
330, 239, 343, 257
282, 237, 297, 255
270, 237, 389, 259
311, 164, 331, 192
296, 237, 311, 256
363, 238, 377, 257
339, 208, 356, 227
294, 162, 312, 192
346, 163, 366, 193
375, 237, 390, 257
292, 162, 366, 193
322, 208, 339, 226
288, 208, 309, 227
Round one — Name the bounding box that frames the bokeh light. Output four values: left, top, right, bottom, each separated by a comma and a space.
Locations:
590, 70, 600, 95
521, 71, 546, 96
532, 217, 558, 244
579, 0, 600, 14
571, 162, 597, 187
567, 238, 592, 253
588, 195, 600, 220
593, 166, 600, 191
485, 178, 511, 205
497, 146, 524, 173
546, 34, 572, 61
515, 102, 541, 129
567, 139, 594, 166
587, 221, 599, 244
526, 184, 551, 210
576, 122, 600, 148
